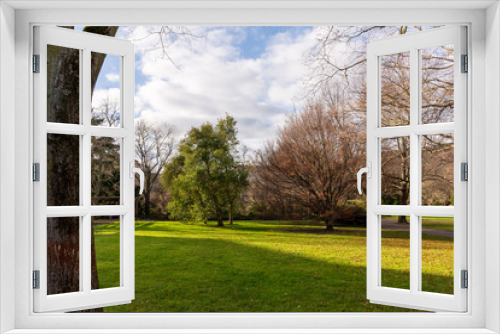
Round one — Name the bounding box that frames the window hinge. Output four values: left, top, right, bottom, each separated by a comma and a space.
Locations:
461, 162, 468, 182
461, 270, 468, 289
33, 270, 40, 289
33, 54, 40, 73
33, 163, 40, 182
461, 54, 468, 73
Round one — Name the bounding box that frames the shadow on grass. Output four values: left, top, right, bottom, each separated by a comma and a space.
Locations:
381, 230, 453, 243
93, 222, 453, 313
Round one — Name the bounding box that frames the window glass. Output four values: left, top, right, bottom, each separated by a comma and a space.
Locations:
92, 216, 121, 290
47, 45, 80, 124
381, 215, 410, 289
47, 217, 81, 295
381, 137, 410, 206
47, 134, 80, 206
421, 216, 454, 294
91, 137, 121, 205
421, 45, 454, 124
380, 52, 411, 127
91, 52, 121, 128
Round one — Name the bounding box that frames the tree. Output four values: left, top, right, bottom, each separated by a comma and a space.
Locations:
306, 26, 454, 224
226, 145, 250, 224
135, 119, 176, 217
91, 96, 121, 205
162, 115, 249, 226
254, 96, 364, 231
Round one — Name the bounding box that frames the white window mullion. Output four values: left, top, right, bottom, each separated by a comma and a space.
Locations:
373, 205, 454, 217
409, 46, 420, 295
82, 214, 91, 293
453, 26, 468, 302
122, 50, 135, 294
372, 126, 411, 138
365, 48, 380, 298
82, 48, 92, 294
33, 28, 49, 309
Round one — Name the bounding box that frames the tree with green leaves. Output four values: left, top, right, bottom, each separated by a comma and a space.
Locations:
162, 115, 249, 226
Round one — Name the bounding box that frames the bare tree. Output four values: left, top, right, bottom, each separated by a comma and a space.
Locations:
135, 119, 176, 217
254, 95, 364, 231
92, 93, 120, 127
306, 26, 454, 224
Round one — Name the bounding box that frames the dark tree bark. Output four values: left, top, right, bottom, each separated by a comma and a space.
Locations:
47, 26, 118, 312
397, 180, 409, 224
228, 205, 234, 225
216, 208, 224, 227
144, 173, 152, 217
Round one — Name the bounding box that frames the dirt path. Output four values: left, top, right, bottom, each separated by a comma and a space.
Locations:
381, 219, 453, 238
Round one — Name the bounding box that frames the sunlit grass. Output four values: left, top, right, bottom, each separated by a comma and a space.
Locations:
384, 216, 454, 232
93, 220, 453, 312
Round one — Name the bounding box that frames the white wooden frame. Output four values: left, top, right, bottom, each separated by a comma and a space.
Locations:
366, 26, 467, 312
33, 26, 135, 312
2, 1, 500, 333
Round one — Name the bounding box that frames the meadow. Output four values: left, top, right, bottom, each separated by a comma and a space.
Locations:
93, 219, 454, 312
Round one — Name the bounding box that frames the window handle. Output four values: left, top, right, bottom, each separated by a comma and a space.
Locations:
130, 162, 145, 195
357, 162, 372, 195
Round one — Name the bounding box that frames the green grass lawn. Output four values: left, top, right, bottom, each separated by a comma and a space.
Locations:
384, 216, 454, 232
422, 217, 454, 232
93, 220, 453, 312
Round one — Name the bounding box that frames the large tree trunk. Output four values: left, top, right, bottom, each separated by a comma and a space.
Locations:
216, 209, 224, 227
325, 218, 335, 231
47, 26, 118, 312
397, 181, 410, 224
397, 215, 409, 224
142, 171, 152, 217
144, 188, 151, 218
229, 203, 233, 225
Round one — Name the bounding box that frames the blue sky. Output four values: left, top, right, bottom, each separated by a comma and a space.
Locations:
90, 26, 317, 151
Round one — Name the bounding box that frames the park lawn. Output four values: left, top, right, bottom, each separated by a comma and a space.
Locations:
421, 217, 455, 232
93, 220, 453, 312
385, 216, 454, 232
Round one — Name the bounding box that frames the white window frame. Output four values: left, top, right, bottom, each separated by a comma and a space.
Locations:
1, 1, 499, 333
33, 26, 136, 313
365, 26, 467, 312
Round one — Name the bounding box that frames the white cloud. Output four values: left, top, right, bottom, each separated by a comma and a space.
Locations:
92, 88, 121, 109
105, 73, 120, 82
123, 26, 319, 151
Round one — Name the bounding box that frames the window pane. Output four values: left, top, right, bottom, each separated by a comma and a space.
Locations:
421, 134, 454, 206
421, 45, 454, 124
381, 137, 410, 206
92, 216, 121, 290
91, 137, 121, 205
47, 217, 80, 295
91, 52, 121, 128
380, 52, 410, 127
381, 215, 410, 289
47, 44, 80, 124
421, 216, 454, 294
47, 134, 80, 206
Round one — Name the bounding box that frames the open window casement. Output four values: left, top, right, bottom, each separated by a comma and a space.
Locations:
361, 26, 467, 312
33, 26, 136, 312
